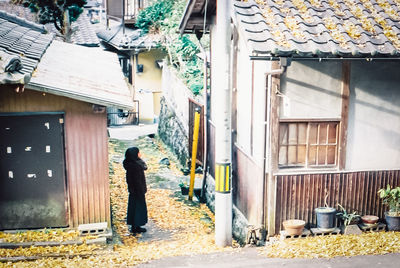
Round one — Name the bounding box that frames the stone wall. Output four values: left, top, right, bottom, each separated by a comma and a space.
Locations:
204, 174, 249, 245
158, 96, 189, 167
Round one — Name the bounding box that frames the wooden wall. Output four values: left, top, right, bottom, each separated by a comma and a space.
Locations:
0, 86, 110, 227
274, 170, 400, 233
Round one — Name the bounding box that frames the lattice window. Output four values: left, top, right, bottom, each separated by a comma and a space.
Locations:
279, 121, 339, 168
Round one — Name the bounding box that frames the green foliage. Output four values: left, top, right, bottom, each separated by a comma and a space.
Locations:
23, 0, 86, 35
135, 0, 173, 34
378, 185, 400, 216
136, 0, 208, 96
336, 204, 360, 226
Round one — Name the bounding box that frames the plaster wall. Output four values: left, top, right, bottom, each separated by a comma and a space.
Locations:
346, 61, 400, 170
232, 33, 270, 226
280, 60, 342, 119
235, 35, 252, 155
134, 49, 165, 123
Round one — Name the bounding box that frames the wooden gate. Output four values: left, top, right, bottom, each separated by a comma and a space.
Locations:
188, 98, 204, 165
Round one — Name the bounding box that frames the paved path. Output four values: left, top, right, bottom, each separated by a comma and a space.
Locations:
108, 124, 158, 140
137, 249, 400, 268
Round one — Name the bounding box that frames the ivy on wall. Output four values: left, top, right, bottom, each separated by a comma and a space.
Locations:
136, 0, 207, 95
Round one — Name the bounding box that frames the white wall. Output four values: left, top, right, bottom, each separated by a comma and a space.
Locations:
346, 61, 400, 170
280, 61, 342, 119
235, 35, 252, 155
161, 63, 201, 135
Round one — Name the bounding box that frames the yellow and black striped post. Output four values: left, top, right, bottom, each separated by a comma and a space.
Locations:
215, 163, 231, 193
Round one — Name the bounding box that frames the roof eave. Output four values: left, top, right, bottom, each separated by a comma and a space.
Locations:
26, 82, 134, 110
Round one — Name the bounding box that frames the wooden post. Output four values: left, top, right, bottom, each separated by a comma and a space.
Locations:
339, 61, 350, 170
266, 61, 281, 237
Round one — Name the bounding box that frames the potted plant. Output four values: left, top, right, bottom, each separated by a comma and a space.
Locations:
361, 215, 379, 225
378, 185, 400, 231
282, 219, 306, 236
336, 204, 361, 234
179, 181, 189, 195
315, 191, 337, 230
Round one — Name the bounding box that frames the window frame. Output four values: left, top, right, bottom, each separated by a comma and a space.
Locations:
278, 118, 341, 169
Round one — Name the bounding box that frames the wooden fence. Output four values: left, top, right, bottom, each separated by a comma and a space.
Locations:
274, 170, 400, 233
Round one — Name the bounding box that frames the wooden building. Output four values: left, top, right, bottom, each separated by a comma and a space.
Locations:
0, 13, 133, 230
180, 0, 400, 236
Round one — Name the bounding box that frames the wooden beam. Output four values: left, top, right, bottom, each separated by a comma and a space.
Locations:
270, 61, 280, 174
339, 61, 350, 170
266, 61, 281, 236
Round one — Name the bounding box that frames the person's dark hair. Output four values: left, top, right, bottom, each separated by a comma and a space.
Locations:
125, 147, 139, 161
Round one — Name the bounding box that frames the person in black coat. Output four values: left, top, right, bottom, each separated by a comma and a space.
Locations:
123, 147, 148, 233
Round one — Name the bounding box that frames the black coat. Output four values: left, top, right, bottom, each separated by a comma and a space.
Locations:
123, 158, 148, 196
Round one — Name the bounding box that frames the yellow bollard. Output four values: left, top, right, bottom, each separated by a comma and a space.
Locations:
189, 108, 201, 201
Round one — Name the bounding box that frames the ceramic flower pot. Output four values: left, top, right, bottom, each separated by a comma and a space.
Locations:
361, 215, 379, 225
282, 219, 306, 236
385, 212, 400, 231
315, 207, 337, 230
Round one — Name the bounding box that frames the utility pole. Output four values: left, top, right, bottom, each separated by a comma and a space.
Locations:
214, 0, 232, 247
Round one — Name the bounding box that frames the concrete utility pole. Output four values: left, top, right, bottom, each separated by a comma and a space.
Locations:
214, 0, 232, 247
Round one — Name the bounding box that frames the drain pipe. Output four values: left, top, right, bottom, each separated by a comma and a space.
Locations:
262, 58, 290, 238
195, 32, 209, 202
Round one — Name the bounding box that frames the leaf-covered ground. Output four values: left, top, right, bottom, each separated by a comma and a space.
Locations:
2, 135, 400, 267
260, 232, 400, 259
0, 136, 235, 267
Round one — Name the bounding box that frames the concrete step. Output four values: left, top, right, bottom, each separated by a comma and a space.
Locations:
310, 227, 341, 236
280, 229, 311, 240
78, 222, 108, 236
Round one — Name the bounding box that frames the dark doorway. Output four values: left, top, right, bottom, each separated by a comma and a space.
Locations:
0, 113, 68, 229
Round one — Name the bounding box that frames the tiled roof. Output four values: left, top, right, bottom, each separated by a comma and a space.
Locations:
45, 12, 100, 47
179, 0, 216, 34
0, 11, 54, 84
97, 26, 157, 51
234, 0, 400, 58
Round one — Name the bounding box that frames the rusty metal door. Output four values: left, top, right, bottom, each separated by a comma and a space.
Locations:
0, 113, 68, 229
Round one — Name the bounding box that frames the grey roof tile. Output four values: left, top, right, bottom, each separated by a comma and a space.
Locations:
97, 26, 158, 50
234, 0, 400, 58
0, 10, 54, 84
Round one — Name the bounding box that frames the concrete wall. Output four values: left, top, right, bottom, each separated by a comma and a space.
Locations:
133, 49, 166, 123
280, 60, 342, 119
159, 64, 202, 166
346, 61, 400, 170
161, 64, 202, 134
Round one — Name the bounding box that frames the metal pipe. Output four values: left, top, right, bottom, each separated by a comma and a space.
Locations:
263, 61, 287, 238
189, 108, 201, 201
250, 56, 400, 61
197, 39, 209, 202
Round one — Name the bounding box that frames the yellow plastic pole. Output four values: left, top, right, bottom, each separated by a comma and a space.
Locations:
189, 108, 201, 201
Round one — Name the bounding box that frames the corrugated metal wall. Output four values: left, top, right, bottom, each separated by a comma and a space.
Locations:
234, 145, 263, 224
0, 87, 111, 227
275, 170, 400, 233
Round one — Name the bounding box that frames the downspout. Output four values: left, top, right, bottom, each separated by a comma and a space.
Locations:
196, 34, 209, 201
262, 58, 289, 238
